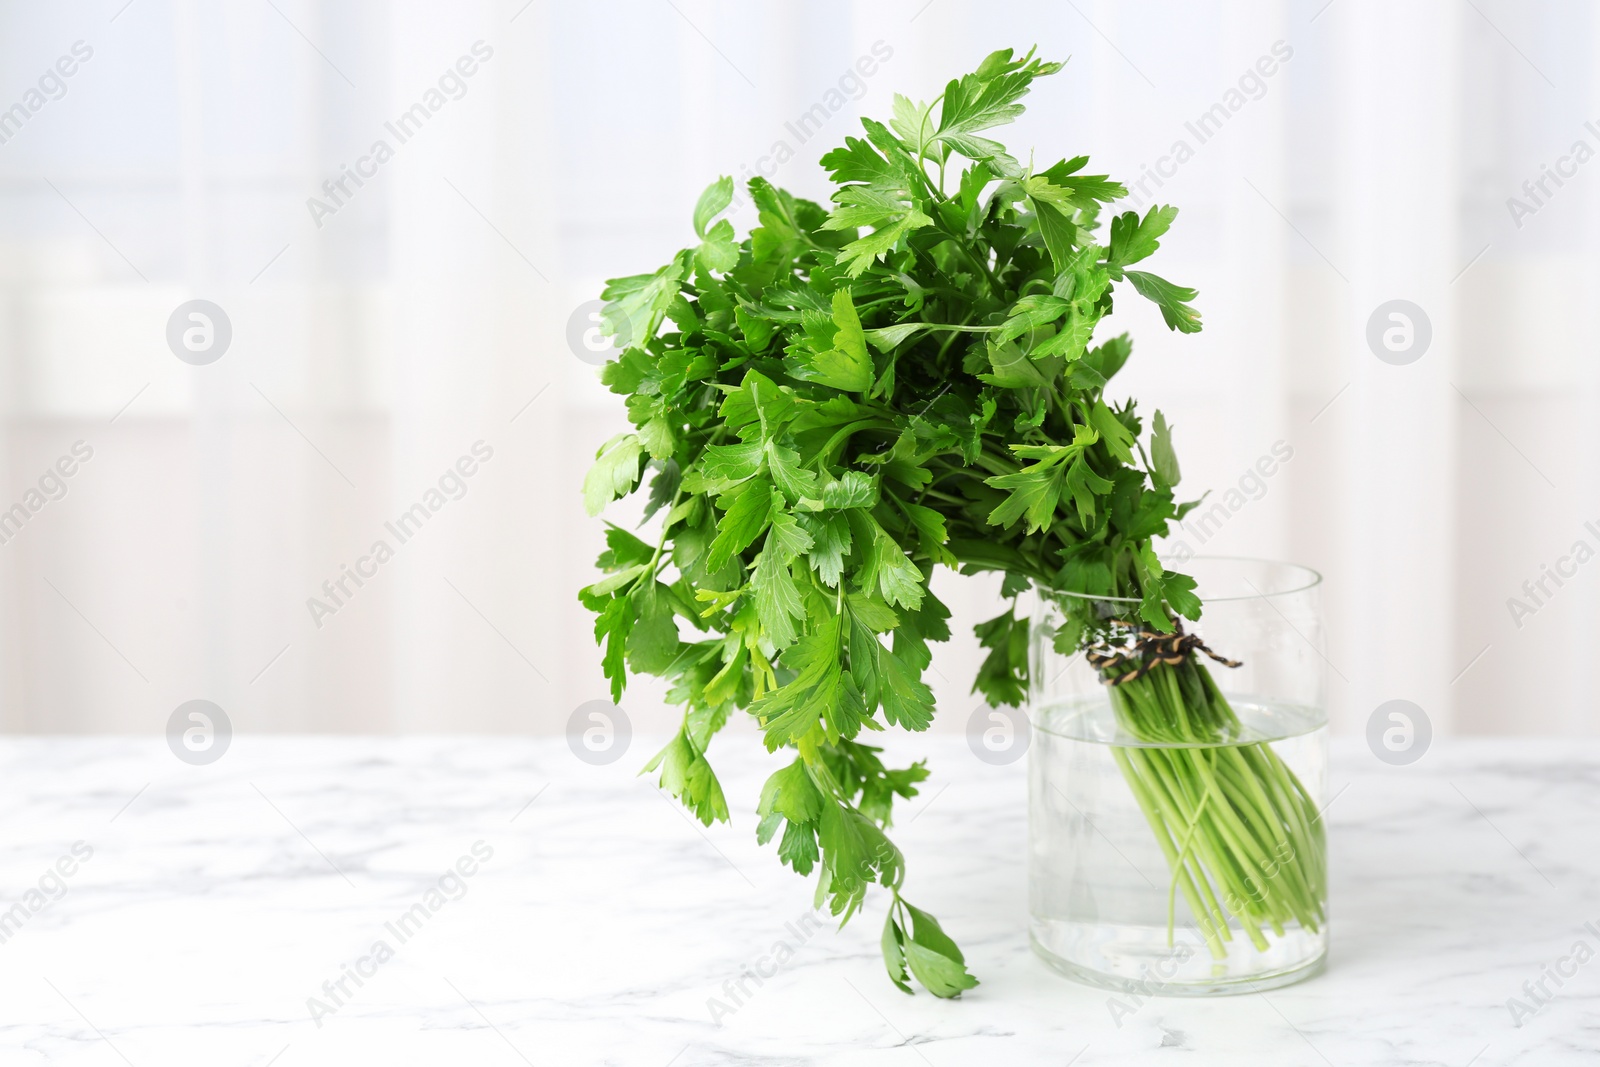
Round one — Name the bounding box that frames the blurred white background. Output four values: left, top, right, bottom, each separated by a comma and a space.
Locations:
0, 0, 1591, 737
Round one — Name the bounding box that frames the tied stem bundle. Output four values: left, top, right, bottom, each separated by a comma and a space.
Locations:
1088, 637, 1325, 959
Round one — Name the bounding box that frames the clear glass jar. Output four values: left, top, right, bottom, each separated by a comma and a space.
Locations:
1028, 557, 1327, 995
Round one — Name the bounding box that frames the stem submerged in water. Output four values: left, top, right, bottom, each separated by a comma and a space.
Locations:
1105, 655, 1325, 958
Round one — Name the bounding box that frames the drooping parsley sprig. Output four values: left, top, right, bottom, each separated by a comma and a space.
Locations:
581, 48, 1215, 996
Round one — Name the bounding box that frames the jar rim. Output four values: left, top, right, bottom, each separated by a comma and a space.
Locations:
1046, 555, 1323, 605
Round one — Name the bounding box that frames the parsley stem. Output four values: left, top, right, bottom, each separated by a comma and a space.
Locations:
1103, 656, 1325, 948
904, 148, 1006, 299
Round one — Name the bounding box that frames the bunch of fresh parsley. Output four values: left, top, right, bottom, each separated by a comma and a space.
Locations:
581, 48, 1222, 996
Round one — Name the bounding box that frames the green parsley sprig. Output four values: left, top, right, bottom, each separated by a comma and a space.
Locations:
581, 48, 1316, 995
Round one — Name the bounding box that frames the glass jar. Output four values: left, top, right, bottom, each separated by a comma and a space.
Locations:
1028, 557, 1328, 995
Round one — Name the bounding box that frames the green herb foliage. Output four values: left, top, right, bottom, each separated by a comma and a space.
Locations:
581, 49, 1209, 995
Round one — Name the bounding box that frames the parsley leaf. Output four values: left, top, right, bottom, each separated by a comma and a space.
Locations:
1151, 410, 1181, 487
1126, 270, 1203, 333
582, 434, 644, 516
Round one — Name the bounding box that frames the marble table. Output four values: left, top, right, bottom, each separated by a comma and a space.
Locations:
0, 733, 1594, 1065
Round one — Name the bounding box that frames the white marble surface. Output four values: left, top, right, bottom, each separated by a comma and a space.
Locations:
0, 733, 1596, 1065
